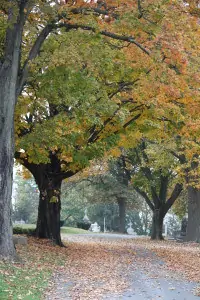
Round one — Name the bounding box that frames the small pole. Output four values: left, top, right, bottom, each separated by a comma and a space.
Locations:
104, 217, 106, 233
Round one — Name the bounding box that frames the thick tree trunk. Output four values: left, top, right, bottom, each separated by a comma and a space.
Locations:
0, 2, 27, 259
186, 186, 200, 242
35, 177, 63, 246
0, 81, 16, 259
19, 157, 74, 246
117, 198, 126, 233
151, 209, 165, 240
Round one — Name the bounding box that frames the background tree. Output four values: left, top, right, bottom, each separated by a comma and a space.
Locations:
137, 201, 152, 235
12, 173, 38, 224
61, 153, 143, 231
61, 180, 91, 226
108, 156, 131, 233
63, 165, 140, 233
120, 142, 183, 240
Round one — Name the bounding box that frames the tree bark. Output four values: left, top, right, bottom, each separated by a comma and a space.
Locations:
35, 175, 63, 246
117, 197, 126, 233
0, 78, 16, 258
186, 186, 200, 242
0, 3, 26, 259
15, 153, 75, 246
151, 209, 165, 240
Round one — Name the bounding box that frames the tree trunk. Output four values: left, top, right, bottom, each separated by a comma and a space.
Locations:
117, 198, 126, 233
35, 177, 63, 246
151, 209, 165, 240
186, 186, 200, 242
0, 3, 27, 259
0, 82, 16, 259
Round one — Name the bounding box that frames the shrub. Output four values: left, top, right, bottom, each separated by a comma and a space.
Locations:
77, 221, 91, 230
13, 227, 35, 236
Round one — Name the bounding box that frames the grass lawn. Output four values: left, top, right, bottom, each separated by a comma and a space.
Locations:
13, 224, 88, 235
0, 238, 66, 300
0, 226, 88, 299
61, 226, 89, 234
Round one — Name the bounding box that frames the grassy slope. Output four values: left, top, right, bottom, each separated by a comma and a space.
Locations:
13, 224, 88, 234
0, 226, 88, 299
61, 226, 89, 234
0, 238, 61, 300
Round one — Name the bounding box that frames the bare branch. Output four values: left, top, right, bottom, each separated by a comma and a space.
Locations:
100, 30, 150, 55
17, 23, 55, 97
108, 80, 139, 99
134, 186, 154, 211
164, 183, 183, 214
123, 113, 141, 129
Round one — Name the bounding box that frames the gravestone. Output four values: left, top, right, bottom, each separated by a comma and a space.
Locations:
90, 222, 101, 233
127, 220, 137, 236
13, 236, 27, 245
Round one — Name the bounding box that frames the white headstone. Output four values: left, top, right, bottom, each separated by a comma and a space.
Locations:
91, 222, 101, 233
127, 220, 137, 236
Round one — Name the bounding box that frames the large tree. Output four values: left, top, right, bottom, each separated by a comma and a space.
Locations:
0, 0, 154, 258
1, 0, 199, 257
15, 31, 144, 245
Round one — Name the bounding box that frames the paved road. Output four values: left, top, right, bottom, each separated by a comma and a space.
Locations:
46, 234, 199, 300
119, 272, 199, 300
62, 232, 140, 239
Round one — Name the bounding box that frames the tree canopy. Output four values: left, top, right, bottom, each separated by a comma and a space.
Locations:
0, 0, 200, 258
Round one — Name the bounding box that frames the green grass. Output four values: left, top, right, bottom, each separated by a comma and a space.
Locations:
13, 224, 89, 234
0, 226, 88, 299
13, 224, 36, 229
0, 236, 70, 300
61, 226, 89, 234
0, 264, 50, 300
0, 242, 54, 300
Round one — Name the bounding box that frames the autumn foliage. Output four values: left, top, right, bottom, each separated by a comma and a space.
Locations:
0, 0, 200, 260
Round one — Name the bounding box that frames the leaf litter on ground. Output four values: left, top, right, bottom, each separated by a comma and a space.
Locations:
1, 236, 199, 299
45, 235, 200, 299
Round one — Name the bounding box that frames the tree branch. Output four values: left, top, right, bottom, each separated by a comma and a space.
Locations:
170, 151, 186, 164
108, 80, 139, 99
17, 23, 55, 97
122, 113, 141, 129
164, 183, 183, 214
59, 23, 150, 55
70, 7, 119, 19
17, 15, 150, 97
137, 0, 156, 24
141, 166, 160, 207
134, 186, 154, 211
100, 31, 150, 55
